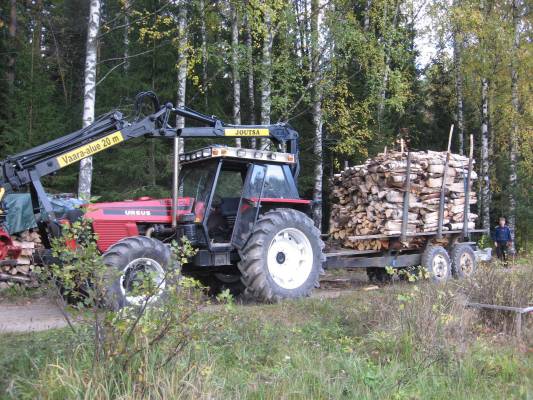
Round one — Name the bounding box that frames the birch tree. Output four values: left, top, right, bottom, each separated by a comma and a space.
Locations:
78, 0, 102, 200
244, 4, 256, 148
508, 0, 521, 247
480, 78, 490, 231
199, 0, 208, 107
230, 2, 241, 147
452, 0, 465, 155
123, 0, 131, 73
7, 0, 17, 92
260, 5, 273, 149
377, 0, 400, 132
176, 4, 188, 147
311, 0, 323, 228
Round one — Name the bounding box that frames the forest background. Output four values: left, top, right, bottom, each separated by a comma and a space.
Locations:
0, 0, 531, 247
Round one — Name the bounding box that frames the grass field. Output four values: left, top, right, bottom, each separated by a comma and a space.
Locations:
1, 264, 532, 399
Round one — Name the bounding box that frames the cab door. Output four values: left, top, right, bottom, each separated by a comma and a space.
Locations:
231, 164, 266, 249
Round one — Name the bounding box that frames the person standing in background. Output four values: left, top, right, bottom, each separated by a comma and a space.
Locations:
491, 217, 513, 265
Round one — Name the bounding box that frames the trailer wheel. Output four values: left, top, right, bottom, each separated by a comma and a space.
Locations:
238, 208, 324, 302
450, 244, 476, 278
102, 236, 174, 310
421, 245, 451, 283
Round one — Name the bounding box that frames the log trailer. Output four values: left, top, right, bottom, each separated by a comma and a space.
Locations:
0, 92, 483, 308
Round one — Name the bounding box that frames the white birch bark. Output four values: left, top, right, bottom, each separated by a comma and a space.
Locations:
231, 2, 241, 147
123, 0, 130, 73
452, 0, 465, 155
508, 0, 520, 248
200, 0, 208, 107
364, 0, 371, 31
244, 5, 256, 148
260, 6, 273, 149
377, 1, 399, 132
7, 0, 17, 91
78, 0, 101, 200
480, 78, 490, 231
176, 4, 188, 146
311, 0, 323, 229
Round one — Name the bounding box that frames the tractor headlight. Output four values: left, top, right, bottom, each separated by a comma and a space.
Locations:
179, 155, 186, 161
202, 148, 212, 157
196, 151, 202, 158
254, 151, 262, 158
237, 149, 246, 157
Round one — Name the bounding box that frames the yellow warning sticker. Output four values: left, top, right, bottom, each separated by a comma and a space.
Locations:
56, 131, 124, 167
224, 128, 269, 137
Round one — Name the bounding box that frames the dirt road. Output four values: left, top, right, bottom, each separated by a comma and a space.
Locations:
0, 270, 374, 333
0, 298, 70, 333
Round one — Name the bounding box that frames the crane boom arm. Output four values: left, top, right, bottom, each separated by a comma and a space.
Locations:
0, 92, 300, 245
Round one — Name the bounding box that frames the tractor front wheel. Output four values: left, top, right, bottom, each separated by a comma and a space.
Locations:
238, 208, 324, 302
102, 236, 174, 310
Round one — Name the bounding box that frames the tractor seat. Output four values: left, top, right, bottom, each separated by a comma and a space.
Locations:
219, 197, 240, 217
219, 197, 240, 229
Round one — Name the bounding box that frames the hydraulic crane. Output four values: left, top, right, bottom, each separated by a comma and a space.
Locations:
0, 92, 323, 309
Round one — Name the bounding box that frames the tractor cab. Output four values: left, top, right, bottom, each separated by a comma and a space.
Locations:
175, 146, 309, 265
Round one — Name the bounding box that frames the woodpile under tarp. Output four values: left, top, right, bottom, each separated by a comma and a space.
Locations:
0, 230, 41, 290
329, 150, 478, 250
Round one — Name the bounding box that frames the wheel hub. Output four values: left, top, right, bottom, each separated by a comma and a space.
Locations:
267, 228, 313, 290
120, 257, 165, 306
459, 253, 473, 275
432, 254, 448, 278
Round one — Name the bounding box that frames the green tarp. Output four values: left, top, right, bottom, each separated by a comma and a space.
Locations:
3, 193, 84, 234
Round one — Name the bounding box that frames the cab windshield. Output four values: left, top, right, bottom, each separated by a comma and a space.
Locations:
178, 161, 217, 206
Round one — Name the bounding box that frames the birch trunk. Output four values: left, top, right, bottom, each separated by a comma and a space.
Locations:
176, 4, 188, 144
123, 0, 130, 73
260, 6, 273, 149
231, 3, 241, 146
311, 0, 323, 229
452, 0, 465, 155
508, 0, 520, 247
480, 78, 490, 231
200, 0, 208, 107
364, 0, 371, 31
7, 0, 17, 92
377, 1, 399, 131
244, 7, 256, 148
78, 0, 101, 200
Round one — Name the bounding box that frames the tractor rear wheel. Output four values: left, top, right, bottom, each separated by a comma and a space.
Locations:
102, 236, 173, 310
237, 208, 324, 302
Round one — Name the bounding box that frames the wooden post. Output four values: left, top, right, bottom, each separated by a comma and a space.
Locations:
400, 151, 411, 242
463, 134, 474, 239
437, 125, 454, 238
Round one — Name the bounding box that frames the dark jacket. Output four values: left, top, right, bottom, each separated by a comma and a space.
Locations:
492, 225, 512, 242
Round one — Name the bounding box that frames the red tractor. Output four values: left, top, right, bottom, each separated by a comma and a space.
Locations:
0, 92, 324, 308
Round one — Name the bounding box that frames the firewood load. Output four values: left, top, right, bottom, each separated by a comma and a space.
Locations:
329, 150, 478, 250
0, 230, 41, 290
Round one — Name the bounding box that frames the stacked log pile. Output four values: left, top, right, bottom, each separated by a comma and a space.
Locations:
329, 150, 477, 250
0, 230, 41, 290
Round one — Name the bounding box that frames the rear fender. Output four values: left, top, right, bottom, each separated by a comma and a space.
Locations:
0, 228, 21, 260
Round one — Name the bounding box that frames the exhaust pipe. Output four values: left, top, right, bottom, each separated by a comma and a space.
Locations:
171, 137, 180, 228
